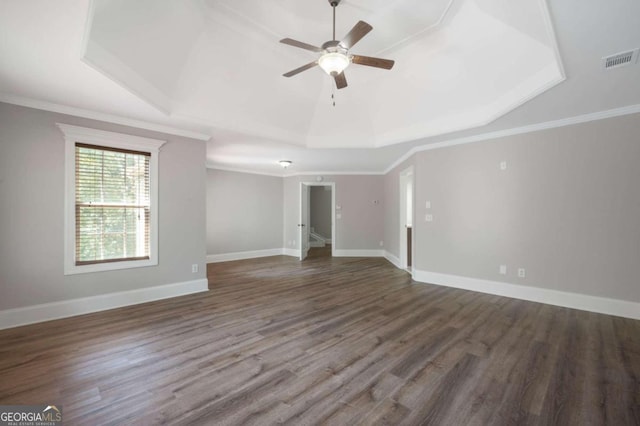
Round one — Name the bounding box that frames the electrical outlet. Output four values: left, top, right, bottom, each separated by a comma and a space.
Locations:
500, 161, 507, 170
379, 241, 384, 247
425, 214, 433, 222
191, 264, 198, 273
499, 265, 507, 275
518, 268, 526, 278
336, 213, 342, 219
425, 201, 431, 209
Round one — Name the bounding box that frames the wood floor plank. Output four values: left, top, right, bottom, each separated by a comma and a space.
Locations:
0, 252, 638, 425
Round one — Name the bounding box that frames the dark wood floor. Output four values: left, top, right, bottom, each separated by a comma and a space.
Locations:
0, 255, 639, 425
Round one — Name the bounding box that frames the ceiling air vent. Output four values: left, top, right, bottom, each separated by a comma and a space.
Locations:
602, 48, 639, 70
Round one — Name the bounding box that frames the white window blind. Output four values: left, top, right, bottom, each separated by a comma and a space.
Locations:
75, 143, 151, 265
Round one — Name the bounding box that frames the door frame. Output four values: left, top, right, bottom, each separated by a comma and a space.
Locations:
300, 182, 336, 259
399, 167, 414, 271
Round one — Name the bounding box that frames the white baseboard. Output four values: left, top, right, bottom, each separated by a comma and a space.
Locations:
413, 269, 640, 320
207, 248, 302, 262
208, 248, 386, 261
206, 248, 285, 263
333, 249, 385, 257
384, 251, 402, 269
283, 248, 300, 258
0, 278, 209, 330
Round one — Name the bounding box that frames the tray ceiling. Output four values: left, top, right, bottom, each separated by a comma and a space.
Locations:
83, 0, 564, 148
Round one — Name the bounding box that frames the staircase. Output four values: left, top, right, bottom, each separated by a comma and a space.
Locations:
309, 228, 331, 247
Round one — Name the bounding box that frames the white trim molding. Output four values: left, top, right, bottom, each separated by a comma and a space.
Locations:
207, 165, 286, 178
0, 92, 210, 141
58, 124, 165, 275
413, 269, 640, 320
0, 279, 208, 330
333, 249, 385, 257
283, 248, 300, 258
206, 248, 388, 261
206, 166, 386, 178
384, 251, 402, 269
285, 171, 385, 177
384, 103, 640, 174
206, 248, 285, 263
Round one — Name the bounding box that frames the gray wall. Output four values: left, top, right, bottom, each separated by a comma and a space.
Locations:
206, 169, 283, 255
310, 186, 332, 239
406, 112, 640, 303
283, 175, 384, 251
0, 102, 207, 311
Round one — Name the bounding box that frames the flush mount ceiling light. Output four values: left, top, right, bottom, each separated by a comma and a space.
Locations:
280, 0, 395, 89
279, 160, 292, 168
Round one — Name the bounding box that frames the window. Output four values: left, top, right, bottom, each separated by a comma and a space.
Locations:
58, 124, 165, 274
75, 144, 150, 264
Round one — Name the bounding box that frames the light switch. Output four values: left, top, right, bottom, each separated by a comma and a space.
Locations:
337, 213, 342, 219
336, 205, 342, 210
425, 214, 433, 222
425, 201, 431, 209
500, 161, 507, 170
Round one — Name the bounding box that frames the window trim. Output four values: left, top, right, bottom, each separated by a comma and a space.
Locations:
58, 124, 165, 275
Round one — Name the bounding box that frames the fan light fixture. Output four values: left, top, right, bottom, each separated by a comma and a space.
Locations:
279, 0, 394, 90
279, 160, 292, 168
318, 51, 350, 76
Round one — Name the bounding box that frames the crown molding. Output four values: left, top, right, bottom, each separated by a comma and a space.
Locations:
4, 95, 639, 178
0, 93, 211, 141
283, 171, 385, 177
207, 165, 285, 178
383, 103, 640, 174
206, 165, 385, 178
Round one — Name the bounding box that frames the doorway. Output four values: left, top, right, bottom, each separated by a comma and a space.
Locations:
399, 167, 414, 271
299, 182, 335, 260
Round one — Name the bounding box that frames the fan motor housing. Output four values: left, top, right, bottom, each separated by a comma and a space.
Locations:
328, 0, 341, 6
321, 40, 342, 50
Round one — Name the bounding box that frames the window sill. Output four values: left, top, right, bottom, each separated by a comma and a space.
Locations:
64, 258, 158, 275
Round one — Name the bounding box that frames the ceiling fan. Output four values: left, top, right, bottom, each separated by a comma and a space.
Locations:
280, 0, 395, 89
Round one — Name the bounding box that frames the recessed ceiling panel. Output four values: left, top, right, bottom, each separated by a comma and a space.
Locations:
85, 0, 206, 111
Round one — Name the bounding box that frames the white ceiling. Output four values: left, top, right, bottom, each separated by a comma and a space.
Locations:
0, 0, 638, 175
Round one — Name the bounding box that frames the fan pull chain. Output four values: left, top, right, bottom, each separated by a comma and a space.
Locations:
331, 85, 336, 107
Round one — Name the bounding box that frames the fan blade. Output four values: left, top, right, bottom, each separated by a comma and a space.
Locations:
351, 55, 395, 70
333, 72, 347, 89
340, 21, 373, 49
280, 38, 323, 53
283, 61, 318, 77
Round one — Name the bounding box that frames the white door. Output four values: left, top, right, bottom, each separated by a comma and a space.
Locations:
299, 183, 310, 260
399, 167, 414, 270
